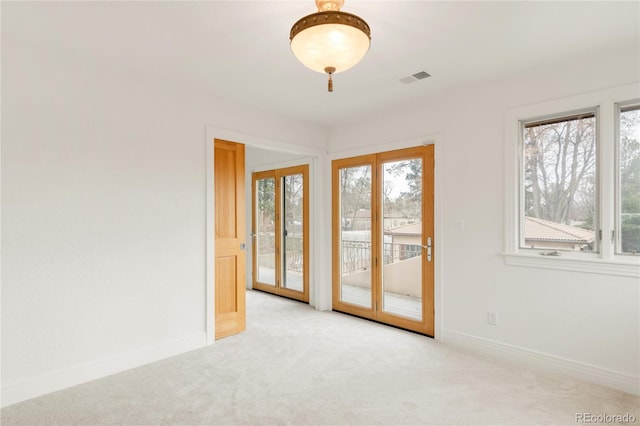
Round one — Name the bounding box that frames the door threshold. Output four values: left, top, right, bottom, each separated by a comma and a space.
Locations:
251, 288, 309, 305
332, 308, 434, 338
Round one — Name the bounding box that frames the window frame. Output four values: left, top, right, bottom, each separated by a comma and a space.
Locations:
503, 83, 640, 278
518, 108, 600, 254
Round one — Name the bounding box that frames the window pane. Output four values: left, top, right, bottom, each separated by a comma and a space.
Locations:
522, 113, 597, 252
256, 177, 276, 286
338, 165, 372, 308
381, 159, 422, 321
619, 106, 640, 254
282, 173, 304, 291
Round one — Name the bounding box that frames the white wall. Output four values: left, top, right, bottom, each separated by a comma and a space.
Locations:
1, 38, 326, 405
327, 43, 640, 393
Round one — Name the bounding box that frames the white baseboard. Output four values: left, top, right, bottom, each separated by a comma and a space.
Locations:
441, 329, 639, 396
1, 332, 207, 408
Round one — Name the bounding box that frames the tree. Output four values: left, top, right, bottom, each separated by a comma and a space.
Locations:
620, 108, 640, 253
256, 177, 275, 231
339, 166, 371, 230
524, 115, 596, 228
384, 159, 423, 223
283, 174, 303, 235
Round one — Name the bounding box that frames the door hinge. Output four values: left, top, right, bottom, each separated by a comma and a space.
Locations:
598, 229, 602, 240
611, 230, 615, 242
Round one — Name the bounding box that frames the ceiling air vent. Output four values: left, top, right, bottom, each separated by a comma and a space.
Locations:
400, 71, 431, 84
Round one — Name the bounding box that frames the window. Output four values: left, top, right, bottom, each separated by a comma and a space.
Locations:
617, 103, 640, 255
504, 83, 640, 277
522, 111, 598, 253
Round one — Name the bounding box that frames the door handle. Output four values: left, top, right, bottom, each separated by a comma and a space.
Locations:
425, 237, 432, 262
240, 243, 246, 250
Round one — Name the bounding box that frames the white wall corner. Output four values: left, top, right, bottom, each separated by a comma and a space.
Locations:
441, 329, 639, 396
1, 333, 207, 408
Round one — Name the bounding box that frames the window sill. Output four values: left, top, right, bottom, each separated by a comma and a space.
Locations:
502, 252, 640, 278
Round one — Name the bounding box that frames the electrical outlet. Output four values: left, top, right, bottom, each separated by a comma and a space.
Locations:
488, 310, 498, 326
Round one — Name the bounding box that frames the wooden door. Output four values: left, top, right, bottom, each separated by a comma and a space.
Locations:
332, 145, 435, 336
214, 139, 246, 340
252, 165, 309, 303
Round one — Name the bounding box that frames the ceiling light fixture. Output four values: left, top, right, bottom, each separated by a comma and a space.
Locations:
290, 0, 371, 92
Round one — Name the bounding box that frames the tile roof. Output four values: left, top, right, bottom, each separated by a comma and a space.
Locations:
524, 217, 595, 243
384, 222, 422, 235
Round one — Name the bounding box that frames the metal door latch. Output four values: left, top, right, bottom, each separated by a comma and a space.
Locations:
420, 238, 432, 262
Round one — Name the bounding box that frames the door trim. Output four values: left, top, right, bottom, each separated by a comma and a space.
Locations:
205, 126, 324, 344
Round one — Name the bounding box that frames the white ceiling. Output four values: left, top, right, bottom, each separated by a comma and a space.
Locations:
3, 1, 639, 127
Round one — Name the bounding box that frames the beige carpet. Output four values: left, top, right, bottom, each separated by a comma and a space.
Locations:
2, 290, 639, 425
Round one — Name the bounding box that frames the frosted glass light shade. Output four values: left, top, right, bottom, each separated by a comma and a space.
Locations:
290, 11, 371, 74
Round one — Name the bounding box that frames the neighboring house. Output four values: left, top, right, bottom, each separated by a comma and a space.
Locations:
342, 209, 372, 231
382, 213, 414, 231
384, 222, 423, 262
524, 217, 596, 251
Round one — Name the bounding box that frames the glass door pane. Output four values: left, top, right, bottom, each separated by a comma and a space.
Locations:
282, 173, 304, 292
338, 165, 372, 308
255, 177, 276, 286
381, 159, 423, 320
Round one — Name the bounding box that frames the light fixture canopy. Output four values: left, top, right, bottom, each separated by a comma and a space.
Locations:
290, 0, 371, 92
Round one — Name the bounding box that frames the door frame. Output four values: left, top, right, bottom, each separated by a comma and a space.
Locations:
326, 135, 444, 340
331, 146, 434, 335
205, 126, 325, 344
252, 165, 310, 302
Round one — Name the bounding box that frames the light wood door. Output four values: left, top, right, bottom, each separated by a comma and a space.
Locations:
214, 139, 246, 340
332, 145, 435, 336
252, 165, 309, 303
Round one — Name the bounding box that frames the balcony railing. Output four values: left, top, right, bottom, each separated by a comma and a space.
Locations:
341, 240, 422, 273
255, 234, 304, 274
256, 235, 421, 276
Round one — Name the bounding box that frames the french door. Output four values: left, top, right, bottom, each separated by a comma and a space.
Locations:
332, 146, 434, 335
252, 165, 309, 303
